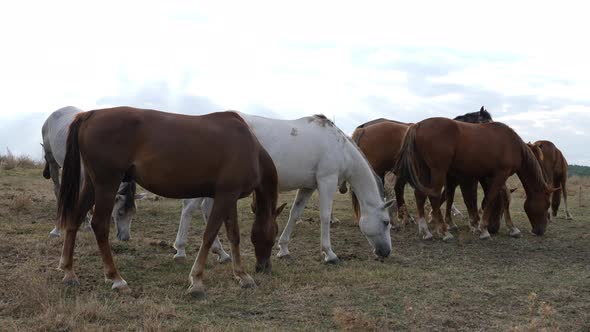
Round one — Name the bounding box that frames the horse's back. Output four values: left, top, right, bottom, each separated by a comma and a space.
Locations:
353, 120, 410, 176
239, 113, 354, 190
535, 140, 567, 179
416, 118, 522, 176
79, 107, 263, 198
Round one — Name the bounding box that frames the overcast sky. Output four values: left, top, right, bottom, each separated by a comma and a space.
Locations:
1, 1, 589, 165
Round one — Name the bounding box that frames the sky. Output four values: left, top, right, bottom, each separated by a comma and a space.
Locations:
0, 0, 589, 165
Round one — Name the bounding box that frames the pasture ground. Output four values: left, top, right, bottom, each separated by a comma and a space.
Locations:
0, 167, 589, 331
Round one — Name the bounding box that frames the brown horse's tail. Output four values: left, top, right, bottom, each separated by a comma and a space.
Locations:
57, 113, 89, 230
393, 124, 435, 196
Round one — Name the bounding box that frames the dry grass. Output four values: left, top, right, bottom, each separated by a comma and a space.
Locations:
1, 167, 589, 331
0, 149, 42, 170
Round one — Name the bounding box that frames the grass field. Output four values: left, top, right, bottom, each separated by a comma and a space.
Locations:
1, 167, 589, 331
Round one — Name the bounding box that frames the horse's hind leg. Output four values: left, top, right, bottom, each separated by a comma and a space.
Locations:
91, 182, 129, 291
414, 190, 433, 240
394, 176, 413, 225
277, 188, 314, 258
48, 156, 62, 237
188, 193, 237, 298
550, 178, 562, 220
174, 198, 201, 263
428, 170, 452, 241
59, 176, 94, 285
562, 178, 573, 220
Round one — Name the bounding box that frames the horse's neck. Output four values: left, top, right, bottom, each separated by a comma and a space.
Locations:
517, 150, 546, 197
346, 144, 382, 209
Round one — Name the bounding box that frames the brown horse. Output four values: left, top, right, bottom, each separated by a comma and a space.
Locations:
528, 140, 573, 220
57, 107, 285, 298
344, 107, 493, 232
394, 118, 557, 239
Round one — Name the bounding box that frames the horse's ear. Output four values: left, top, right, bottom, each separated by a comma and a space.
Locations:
480, 106, 485, 113
545, 187, 561, 194
382, 199, 395, 209
275, 203, 287, 216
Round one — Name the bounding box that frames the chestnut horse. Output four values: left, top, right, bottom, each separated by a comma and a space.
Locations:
344, 107, 492, 233
394, 118, 557, 240
57, 107, 284, 298
528, 140, 573, 220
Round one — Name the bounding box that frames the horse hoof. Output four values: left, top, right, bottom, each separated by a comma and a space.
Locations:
277, 248, 290, 258
443, 232, 454, 241
448, 224, 458, 232
422, 233, 433, 240
173, 255, 187, 264
510, 228, 522, 238
479, 231, 491, 240
187, 286, 207, 300
324, 257, 341, 265
49, 231, 61, 238
218, 255, 232, 264
239, 276, 257, 289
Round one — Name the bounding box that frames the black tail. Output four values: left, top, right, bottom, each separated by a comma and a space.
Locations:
57, 112, 89, 230
393, 124, 435, 196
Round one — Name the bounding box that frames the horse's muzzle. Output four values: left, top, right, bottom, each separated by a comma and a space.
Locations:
374, 245, 391, 258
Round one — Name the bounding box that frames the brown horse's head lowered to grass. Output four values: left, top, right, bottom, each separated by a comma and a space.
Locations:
393, 118, 558, 238
57, 107, 284, 298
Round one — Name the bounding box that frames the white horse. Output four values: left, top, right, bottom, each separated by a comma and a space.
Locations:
42, 106, 145, 240
173, 113, 394, 264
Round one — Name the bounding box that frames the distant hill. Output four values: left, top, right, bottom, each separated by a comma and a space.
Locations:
568, 164, 590, 177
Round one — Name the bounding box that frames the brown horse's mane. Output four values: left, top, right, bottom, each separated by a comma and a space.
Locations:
487, 122, 549, 190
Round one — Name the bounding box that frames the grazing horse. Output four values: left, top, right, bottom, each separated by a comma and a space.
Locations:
41, 106, 144, 240
57, 107, 284, 298
173, 113, 394, 264
394, 118, 557, 239
441, 107, 522, 238
343, 107, 491, 235
528, 140, 573, 220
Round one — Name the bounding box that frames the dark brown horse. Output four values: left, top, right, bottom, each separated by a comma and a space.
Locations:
57, 107, 285, 298
528, 140, 573, 220
394, 118, 557, 239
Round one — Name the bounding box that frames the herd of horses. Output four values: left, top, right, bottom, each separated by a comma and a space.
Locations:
40, 106, 573, 298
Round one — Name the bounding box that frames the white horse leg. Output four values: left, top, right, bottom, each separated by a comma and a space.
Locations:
451, 203, 462, 217
318, 175, 339, 263
48, 158, 62, 237
201, 198, 231, 263
277, 188, 314, 257
173, 198, 201, 263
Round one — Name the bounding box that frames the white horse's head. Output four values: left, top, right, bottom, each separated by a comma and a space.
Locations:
111, 182, 147, 241
358, 199, 394, 258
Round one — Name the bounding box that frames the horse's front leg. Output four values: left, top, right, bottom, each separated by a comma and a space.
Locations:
187, 195, 232, 299
318, 175, 339, 263
444, 176, 459, 231
479, 173, 510, 239
459, 180, 480, 233
201, 197, 231, 263
501, 187, 521, 237
277, 188, 314, 258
